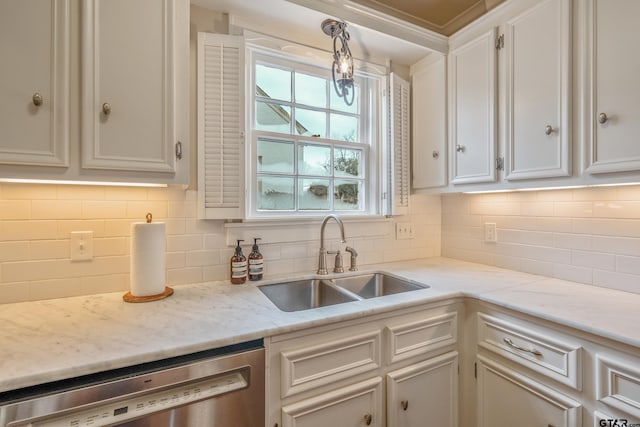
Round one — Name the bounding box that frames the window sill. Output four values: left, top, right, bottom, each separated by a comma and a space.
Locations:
224, 216, 392, 246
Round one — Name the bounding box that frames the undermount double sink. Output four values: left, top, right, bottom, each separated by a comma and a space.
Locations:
258, 273, 429, 312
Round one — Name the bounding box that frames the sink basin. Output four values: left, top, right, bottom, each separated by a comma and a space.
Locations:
258, 273, 429, 312
332, 273, 428, 298
258, 279, 357, 312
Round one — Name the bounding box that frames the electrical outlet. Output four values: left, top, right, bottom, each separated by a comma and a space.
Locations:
395, 222, 415, 240
484, 223, 497, 243
71, 231, 94, 261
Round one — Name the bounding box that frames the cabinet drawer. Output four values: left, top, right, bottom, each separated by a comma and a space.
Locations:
477, 313, 582, 389
597, 354, 640, 418
280, 330, 381, 398
386, 312, 457, 364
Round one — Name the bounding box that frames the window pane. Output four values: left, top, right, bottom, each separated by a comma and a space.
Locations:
298, 144, 330, 176
330, 83, 359, 113
299, 178, 331, 210
334, 148, 362, 178
330, 114, 359, 142
295, 108, 326, 137
334, 179, 362, 210
257, 139, 294, 174
256, 64, 291, 101
295, 72, 327, 108
257, 176, 294, 210
256, 101, 291, 133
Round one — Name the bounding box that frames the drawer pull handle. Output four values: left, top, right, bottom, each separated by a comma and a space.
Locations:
364, 413, 372, 425
503, 337, 542, 356
401, 400, 409, 411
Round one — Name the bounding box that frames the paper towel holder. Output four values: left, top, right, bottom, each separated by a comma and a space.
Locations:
123, 212, 174, 303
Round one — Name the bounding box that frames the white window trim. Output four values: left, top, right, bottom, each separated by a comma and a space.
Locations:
244, 32, 388, 220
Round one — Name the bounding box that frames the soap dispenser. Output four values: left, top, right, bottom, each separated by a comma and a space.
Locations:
230, 240, 247, 284
248, 238, 264, 281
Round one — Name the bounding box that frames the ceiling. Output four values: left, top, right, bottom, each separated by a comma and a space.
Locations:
349, 0, 505, 35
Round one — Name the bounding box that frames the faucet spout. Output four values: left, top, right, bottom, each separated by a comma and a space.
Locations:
318, 215, 346, 275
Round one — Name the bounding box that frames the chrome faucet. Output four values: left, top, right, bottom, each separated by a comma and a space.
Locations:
317, 215, 346, 275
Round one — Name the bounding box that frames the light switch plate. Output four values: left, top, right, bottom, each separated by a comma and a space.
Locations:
71, 231, 94, 261
484, 223, 497, 243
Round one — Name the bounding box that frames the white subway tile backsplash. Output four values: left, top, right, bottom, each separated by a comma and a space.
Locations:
616, 255, 640, 275
0, 200, 30, 220
4, 181, 640, 302
443, 185, 640, 295
593, 269, 640, 293
553, 263, 593, 284
0, 186, 441, 303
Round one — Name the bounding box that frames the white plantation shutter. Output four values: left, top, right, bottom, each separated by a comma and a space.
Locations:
388, 73, 411, 215
197, 33, 245, 219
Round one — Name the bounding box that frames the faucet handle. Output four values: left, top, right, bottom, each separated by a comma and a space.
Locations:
345, 246, 358, 271
327, 250, 344, 273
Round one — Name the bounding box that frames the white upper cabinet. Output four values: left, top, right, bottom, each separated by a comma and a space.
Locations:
503, 0, 572, 180
0, 0, 188, 185
81, 0, 188, 182
0, 0, 69, 167
448, 29, 498, 185
584, 0, 640, 174
411, 54, 447, 190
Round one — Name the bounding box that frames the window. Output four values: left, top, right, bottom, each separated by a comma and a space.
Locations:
247, 50, 382, 218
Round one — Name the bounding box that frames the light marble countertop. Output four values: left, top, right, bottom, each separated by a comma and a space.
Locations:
1, 257, 639, 394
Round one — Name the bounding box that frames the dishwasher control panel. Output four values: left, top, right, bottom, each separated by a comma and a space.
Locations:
23, 372, 247, 427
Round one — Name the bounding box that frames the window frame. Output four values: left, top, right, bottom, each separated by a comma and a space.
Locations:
246, 46, 384, 219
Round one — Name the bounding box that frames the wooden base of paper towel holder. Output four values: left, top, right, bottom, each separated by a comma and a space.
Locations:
123, 286, 174, 303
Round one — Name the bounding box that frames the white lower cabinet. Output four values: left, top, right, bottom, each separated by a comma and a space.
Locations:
266, 302, 460, 427
267, 300, 640, 427
477, 355, 582, 427
387, 351, 458, 427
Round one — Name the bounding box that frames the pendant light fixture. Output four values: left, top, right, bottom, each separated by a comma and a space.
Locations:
321, 19, 355, 106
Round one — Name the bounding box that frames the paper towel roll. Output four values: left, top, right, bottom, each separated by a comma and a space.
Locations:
130, 221, 166, 297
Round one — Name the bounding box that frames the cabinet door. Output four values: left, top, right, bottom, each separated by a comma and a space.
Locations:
411, 54, 447, 189
281, 377, 382, 427
504, 0, 572, 180
387, 351, 458, 427
477, 356, 582, 427
0, 0, 69, 167
449, 29, 498, 184
586, 0, 640, 174
81, 0, 188, 180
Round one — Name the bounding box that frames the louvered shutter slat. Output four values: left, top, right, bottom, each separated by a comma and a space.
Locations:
388, 73, 411, 215
197, 34, 245, 218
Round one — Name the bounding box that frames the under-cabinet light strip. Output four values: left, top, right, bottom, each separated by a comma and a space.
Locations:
0, 178, 168, 188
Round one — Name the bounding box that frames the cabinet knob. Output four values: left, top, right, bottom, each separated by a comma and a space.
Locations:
598, 112, 608, 124
456, 144, 465, 153
102, 102, 112, 116
363, 414, 372, 425
432, 150, 439, 159
544, 125, 556, 135
32, 92, 43, 107
401, 400, 409, 411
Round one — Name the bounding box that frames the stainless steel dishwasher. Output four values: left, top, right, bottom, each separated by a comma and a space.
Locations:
0, 339, 264, 427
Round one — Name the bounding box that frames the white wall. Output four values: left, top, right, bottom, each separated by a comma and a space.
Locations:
442, 185, 640, 294
0, 184, 440, 303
